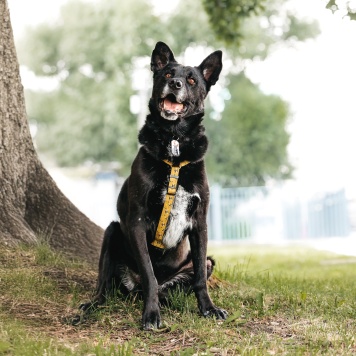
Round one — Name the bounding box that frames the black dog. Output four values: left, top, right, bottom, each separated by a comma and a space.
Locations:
81, 42, 228, 329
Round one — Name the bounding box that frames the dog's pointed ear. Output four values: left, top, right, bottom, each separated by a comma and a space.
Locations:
151, 42, 176, 72
198, 50, 223, 89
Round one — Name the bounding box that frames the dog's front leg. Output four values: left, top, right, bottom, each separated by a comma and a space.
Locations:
129, 223, 161, 330
189, 222, 228, 320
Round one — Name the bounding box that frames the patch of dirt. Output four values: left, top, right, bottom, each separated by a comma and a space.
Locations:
42, 268, 97, 292
208, 274, 231, 289
0, 247, 35, 268
243, 317, 296, 338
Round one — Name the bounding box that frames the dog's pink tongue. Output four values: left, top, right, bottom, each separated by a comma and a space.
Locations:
164, 98, 183, 112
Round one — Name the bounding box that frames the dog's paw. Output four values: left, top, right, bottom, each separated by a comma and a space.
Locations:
69, 313, 84, 326
79, 301, 97, 312
142, 306, 162, 330
202, 306, 228, 320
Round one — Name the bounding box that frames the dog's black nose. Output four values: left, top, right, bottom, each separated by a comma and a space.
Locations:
169, 79, 183, 89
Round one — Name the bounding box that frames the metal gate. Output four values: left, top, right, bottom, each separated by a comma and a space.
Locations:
208, 185, 350, 241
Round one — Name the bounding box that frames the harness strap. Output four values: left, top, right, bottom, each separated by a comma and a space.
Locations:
151, 160, 190, 249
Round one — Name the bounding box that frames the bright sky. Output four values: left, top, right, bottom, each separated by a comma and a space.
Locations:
7, 0, 356, 197
247, 0, 356, 196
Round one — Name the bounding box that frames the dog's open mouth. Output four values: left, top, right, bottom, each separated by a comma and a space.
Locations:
160, 94, 186, 115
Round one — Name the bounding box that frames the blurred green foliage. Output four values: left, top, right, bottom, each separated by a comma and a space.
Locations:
21, 0, 318, 184
206, 73, 291, 186
202, 0, 320, 59
202, 0, 267, 45
326, 0, 356, 20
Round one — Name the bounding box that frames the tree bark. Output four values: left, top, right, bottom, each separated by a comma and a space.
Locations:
0, 0, 103, 264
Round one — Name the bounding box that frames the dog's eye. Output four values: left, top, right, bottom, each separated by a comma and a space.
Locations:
165, 73, 172, 78
187, 77, 196, 85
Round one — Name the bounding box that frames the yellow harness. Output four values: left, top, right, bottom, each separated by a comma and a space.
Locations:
151, 159, 190, 249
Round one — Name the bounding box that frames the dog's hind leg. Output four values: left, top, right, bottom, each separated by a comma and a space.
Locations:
80, 221, 125, 312
158, 256, 215, 303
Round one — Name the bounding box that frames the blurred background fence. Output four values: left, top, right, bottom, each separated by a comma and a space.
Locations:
53, 170, 353, 242
208, 185, 350, 241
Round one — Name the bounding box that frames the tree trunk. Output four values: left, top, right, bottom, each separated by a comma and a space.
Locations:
0, 0, 103, 264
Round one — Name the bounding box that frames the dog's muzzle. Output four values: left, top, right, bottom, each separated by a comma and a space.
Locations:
159, 93, 187, 120
158, 82, 188, 120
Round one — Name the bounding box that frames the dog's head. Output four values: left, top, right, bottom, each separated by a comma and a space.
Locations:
150, 42, 222, 121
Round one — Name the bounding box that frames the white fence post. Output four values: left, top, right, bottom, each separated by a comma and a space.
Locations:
210, 185, 223, 241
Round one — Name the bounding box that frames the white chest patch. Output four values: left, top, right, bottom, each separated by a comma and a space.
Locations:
162, 186, 200, 249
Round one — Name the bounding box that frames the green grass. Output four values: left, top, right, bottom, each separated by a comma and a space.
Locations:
1, 242, 356, 355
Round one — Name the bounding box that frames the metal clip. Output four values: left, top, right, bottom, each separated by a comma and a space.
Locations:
171, 140, 180, 156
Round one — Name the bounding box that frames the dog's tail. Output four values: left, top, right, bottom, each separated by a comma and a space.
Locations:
97, 221, 122, 270
78, 221, 123, 315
